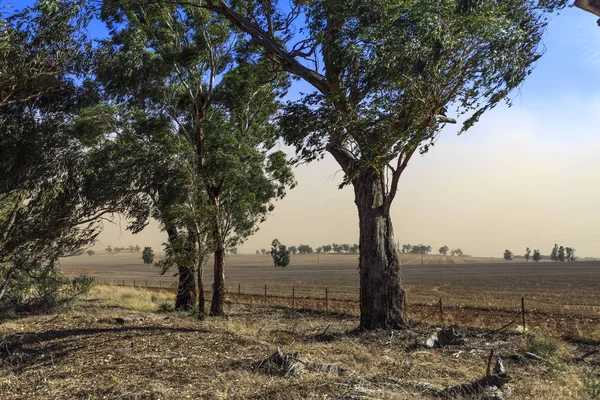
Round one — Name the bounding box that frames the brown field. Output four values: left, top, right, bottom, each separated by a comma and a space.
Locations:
60, 253, 600, 316
1, 285, 599, 399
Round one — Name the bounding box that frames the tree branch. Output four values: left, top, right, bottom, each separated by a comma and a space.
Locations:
384, 146, 417, 212
325, 143, 356, 175
196, 0, 331, 95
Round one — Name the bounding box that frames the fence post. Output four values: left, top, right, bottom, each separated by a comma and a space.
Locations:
238, 283, 241, 296
145, 280, 148, 288
439, 298, 444, 324
521, 297, 526, 333
264, 284, 267, 303
292, 286, 295, 309
133, 280, 136, 288
326, 288, 329, 313
122, 279, 125, 286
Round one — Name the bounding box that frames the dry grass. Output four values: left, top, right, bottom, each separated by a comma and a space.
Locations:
0, 285, 597, 399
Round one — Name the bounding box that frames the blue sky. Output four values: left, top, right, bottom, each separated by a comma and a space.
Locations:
10, 1, 600, 257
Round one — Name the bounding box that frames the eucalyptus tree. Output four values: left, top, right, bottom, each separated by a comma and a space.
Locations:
85, 112, 206, 310
0, 1, 149, 309
179, 0, 568, 328
97, 2, 295, 316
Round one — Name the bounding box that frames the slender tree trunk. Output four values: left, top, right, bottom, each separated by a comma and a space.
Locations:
209, 194, 226, 316
167, 227, 197, 311
354, 170, 407, 330
0, 267, 15, 302
197, 253, 205, 317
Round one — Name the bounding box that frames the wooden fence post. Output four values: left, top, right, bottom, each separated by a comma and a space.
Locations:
264, 284, 267, 303
238, 283, 241, 296
439, 298, 444, 324
122, 279, 125, 286
145, 280, 148, 288
292, 286, 295, 308
326, 288, 329, 312
133, 280, 136, 288
521, 297, 526, 333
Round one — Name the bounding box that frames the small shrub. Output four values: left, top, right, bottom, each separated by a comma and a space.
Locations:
0, 261, 95, 314
584, 373, 600, 398
526, 336, 560, 358
142, 247, 154, 264
157, 301, 174, 313
270, 239, 290, 267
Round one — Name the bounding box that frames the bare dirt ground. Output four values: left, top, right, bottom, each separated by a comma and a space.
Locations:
1, 285, 598, 399
60, 254, 600, 316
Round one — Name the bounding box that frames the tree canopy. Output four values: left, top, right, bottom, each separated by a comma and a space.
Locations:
96, 1, 296, 314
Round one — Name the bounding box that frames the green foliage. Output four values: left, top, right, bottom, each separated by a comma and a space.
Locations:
267, 0, 568, 185
439, 245, 449, 256
0, 2, 136, 310
270, 239, 290, 268
503, 249, 513, 261
96, 0, 296, 262
524, 335, 560, 359
565, 247, 576, 261
0, 254, 94, 314
533, 249, 542, 262
411, 244, 432, 254
322, 245, 332, 253
551, 243, 559, 262
142, 247, 155, 265
584, 374, 600, 399
525, 247, 531, 262
157, 301, 175, 313
558, 246, 566, 262
297, 244, 313, 254
450, 248, 464, 256
288, 246, 298, 255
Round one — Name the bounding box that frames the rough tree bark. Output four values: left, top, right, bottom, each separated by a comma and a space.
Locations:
354, 169, 407, 329
167, 227, 197, 311
176, 265, 196, 310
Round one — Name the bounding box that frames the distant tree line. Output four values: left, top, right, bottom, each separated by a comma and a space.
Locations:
258, 243, 361, 255
503, 245, 576, 262
401, 244, 464, 257
103, 245, 141, 255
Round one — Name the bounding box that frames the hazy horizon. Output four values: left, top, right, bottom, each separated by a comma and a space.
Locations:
90, 7, 600, 259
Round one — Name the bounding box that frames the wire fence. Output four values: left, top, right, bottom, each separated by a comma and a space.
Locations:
92, 277, 600, 320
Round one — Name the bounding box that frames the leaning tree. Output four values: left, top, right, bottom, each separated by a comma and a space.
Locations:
178, 0, 568, 329
0, 1, 150, 309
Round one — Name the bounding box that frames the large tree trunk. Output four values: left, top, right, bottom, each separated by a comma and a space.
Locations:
354, 170, 407, 330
